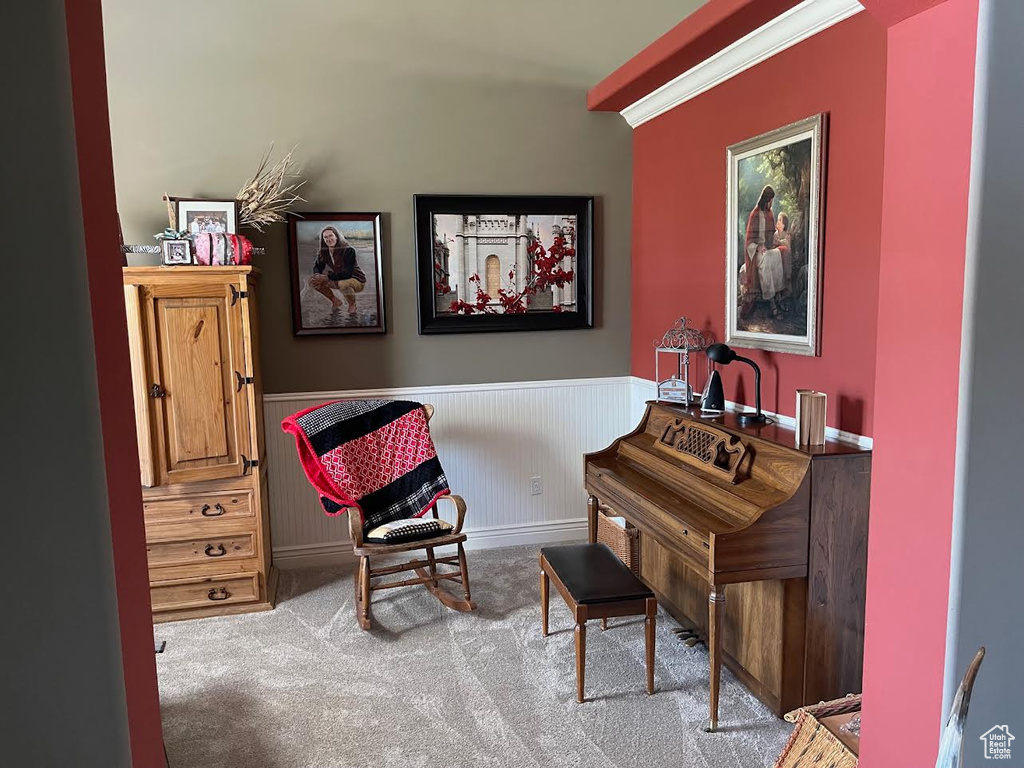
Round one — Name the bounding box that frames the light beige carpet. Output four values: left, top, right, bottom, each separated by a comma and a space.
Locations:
156, 544, 791, 767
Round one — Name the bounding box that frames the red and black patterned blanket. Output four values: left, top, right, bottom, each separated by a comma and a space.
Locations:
281, 399, 450, 531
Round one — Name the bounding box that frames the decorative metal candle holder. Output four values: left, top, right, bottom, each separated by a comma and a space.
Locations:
653, 317, 713, 406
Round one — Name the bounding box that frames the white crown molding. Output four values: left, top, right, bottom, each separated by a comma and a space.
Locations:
629, 376, 872, 449
620, 0, 865, 128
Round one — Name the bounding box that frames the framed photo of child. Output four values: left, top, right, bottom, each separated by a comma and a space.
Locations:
287, 212, 386, 336
725, 114, 827, 356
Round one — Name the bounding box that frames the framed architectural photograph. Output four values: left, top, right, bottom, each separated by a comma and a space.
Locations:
726, 114, 827, 356
161, 239, 192, 265
414, 194, 594, 334
287, 212, 385, 336
175, 198, 238, 236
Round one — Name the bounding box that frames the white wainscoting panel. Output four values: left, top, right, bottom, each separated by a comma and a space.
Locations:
264, 377, 635, 567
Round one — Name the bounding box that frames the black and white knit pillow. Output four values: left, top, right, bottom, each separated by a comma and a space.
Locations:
364, 517, 453, 544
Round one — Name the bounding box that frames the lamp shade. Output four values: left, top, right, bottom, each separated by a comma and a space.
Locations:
706, 343, 737, 365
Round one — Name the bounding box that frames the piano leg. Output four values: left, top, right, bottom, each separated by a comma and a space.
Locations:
540, 568, 549, 637
645, 597, 657, 694
707, 585, 726, 732
587, 494, 599, 543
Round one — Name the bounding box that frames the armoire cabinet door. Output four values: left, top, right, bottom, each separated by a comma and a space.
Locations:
144, 281, 252, 486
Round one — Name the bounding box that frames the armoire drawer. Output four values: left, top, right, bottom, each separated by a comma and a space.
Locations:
144, 491, 254, 527
146, 530, 256, 568
151, 573, 260, 612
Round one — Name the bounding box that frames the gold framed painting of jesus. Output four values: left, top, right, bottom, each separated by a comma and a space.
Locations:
726, 113, 828, 356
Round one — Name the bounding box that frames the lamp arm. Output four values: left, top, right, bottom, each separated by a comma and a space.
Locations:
734, 354, 763, 416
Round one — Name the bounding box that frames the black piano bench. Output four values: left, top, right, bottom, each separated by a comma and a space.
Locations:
539, 543, 657, 703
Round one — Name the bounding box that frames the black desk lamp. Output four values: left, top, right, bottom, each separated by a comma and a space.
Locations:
706, 343, 767, 426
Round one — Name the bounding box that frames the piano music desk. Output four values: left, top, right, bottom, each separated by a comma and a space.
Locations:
585, 402, 871, 731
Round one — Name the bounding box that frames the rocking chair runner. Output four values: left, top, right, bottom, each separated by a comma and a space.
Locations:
346, 404, 476, 630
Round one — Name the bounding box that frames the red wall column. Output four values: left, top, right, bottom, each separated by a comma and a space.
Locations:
64, 1, 165, 765
859, 0, 978, 765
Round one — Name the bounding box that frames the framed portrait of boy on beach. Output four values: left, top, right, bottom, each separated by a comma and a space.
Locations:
287, 212, 385, 336
726, 114, 827, 356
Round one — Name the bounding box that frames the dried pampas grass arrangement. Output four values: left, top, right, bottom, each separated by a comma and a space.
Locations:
236, 143, 306, 232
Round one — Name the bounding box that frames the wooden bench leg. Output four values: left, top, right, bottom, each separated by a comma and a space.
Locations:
601, 618, 608, 631
707, 585, 725, 731
645, 597, 657, 694
575, 620, 587, 703
540, 567, 549, 637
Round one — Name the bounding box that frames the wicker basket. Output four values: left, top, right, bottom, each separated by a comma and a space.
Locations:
773, 694, 861, 768
596, 507, 640, 576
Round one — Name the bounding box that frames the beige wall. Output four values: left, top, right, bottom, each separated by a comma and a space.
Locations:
102, 0, 695, 393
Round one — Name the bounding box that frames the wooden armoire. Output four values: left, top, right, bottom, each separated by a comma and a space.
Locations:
123, 266, 277, 622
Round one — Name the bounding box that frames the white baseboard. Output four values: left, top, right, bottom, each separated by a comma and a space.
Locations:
461, 517, 588, 550
273, 541, 356, 570
273, 517, 588, 570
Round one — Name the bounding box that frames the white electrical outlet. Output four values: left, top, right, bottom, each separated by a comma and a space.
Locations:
530, 476, 543, 496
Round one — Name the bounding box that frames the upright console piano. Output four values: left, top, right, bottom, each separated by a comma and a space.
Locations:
584, 402, 870, 731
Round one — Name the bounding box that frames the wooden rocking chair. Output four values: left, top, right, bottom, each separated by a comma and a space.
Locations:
347, 404, 475, 630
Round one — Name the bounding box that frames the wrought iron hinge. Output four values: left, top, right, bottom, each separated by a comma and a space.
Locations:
242, 454, 260, 474
230, 285, 249, 306
235, 371, 254, 391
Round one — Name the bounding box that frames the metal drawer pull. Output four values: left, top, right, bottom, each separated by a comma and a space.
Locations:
208, 587, 231, 601
200, 503, 226, 517
204, 544, 227, 557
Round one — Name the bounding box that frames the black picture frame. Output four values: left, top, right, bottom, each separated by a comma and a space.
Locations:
287, 212, 386, 336
414, 194, 594, 334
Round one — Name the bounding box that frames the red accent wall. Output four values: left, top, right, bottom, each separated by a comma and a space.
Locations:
631, 13, 887, 436
860, 1, 978, 765
64, 1, 166, 765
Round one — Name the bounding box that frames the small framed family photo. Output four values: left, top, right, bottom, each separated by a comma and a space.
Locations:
287, 212, 386, 336
161, 239, 192, 265
726, 113, 827, 356
174, 198, 238, 236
